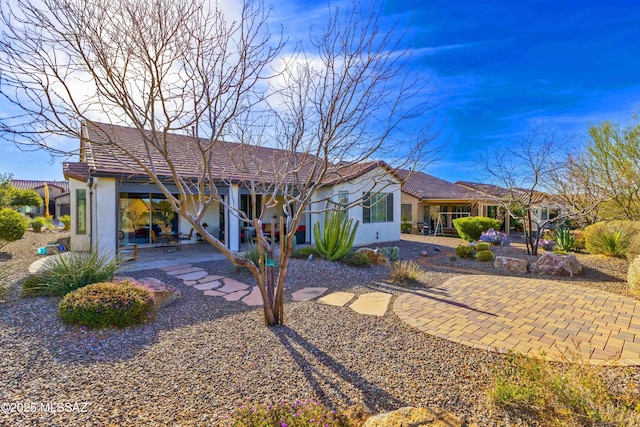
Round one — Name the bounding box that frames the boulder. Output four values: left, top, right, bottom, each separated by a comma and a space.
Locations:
114, 276, 181, 309
364, 407, 467, 427
530, 252, 582, 277
355, 248, 390, 265
494, 256, 528, 273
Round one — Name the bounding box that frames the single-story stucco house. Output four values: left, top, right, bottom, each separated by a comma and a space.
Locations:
11, 179, 70, 218
63, 121, 401, 257
397, 170, 501, 235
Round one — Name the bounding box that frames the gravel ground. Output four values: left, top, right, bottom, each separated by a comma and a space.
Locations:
0, 232, 637, 426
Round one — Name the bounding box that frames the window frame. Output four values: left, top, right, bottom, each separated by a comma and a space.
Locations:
76, 189, 86, 235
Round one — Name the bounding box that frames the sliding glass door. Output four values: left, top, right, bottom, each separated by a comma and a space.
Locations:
119, 193, 178, 245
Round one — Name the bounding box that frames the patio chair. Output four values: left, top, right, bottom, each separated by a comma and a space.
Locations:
179, 228, 194, 243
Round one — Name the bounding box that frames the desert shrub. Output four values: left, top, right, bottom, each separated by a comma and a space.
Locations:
378, 246, 399, 261
22, 252, 120, 296
538, 238, 556, 251
584, 221, 640, 257
455, 245, 475, 259
59, 215, 71, 231
290, 246, 319, 259
453, 216, 502, 242
628, 257, 640, 292
342, 252, 370, 267
572, 229, 586, 250
0, 208, 28, 250
555, 228, 577, 252
228, 400, 351, 427
475, 242, 490, 252
58, 280, 155, 329
30, 216, 47, 232
491, 351, 640, 426
389, 260, 427, 285
476, 250, 495, 262
235, 244, 270, 273
480, 228, 511, 246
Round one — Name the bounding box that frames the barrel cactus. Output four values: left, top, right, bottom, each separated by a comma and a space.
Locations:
477, 250, 495, 262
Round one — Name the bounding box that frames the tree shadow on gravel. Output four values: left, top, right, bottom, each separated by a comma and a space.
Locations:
0, 252, 12, 261
272, 325, 407, 414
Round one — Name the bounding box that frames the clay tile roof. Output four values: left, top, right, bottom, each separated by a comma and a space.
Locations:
11, 179, 69, 194
398, 170, 487, 201
71, 121, 401, 186
455, 181, 509, 198
456, 181, 553, 204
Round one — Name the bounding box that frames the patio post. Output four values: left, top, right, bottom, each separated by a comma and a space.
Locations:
228, 184, 240, 251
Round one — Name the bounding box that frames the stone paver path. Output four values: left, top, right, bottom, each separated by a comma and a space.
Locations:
350, 292, 393, 316
394, 275, 640, 365
291, 287, 328, 301
318, 292, 355, 307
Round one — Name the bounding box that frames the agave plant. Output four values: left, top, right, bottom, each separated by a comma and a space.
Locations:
313, 207, 359, 261
555, 228, 577, 252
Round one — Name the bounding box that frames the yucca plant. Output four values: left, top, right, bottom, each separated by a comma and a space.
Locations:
313, 206, 359, 261
22, 251, 120, 296
593, 231, 629, 257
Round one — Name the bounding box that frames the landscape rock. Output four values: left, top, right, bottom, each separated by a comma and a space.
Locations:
137, 277, 181, 309
530, 252, 582, 277
494, 256, 528, 273
364, 406, 467, 427
355, 248, 390, 265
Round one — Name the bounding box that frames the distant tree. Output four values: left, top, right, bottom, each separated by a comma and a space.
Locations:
0, 173, 43, 209
570, 117, 640, 221
477, 125, 607, 255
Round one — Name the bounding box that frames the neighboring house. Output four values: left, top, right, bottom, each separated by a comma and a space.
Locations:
11, 179, 70, 218
63, 121, 401, 256
456, 181, 564, 232
398, 170, 494, 235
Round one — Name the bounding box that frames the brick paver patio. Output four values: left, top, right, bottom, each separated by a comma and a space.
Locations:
394, 275, 640, 365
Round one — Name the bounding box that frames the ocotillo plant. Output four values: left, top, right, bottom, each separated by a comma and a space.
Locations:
313, 207, 359, 261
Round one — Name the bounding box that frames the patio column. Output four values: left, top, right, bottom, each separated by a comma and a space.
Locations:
228, 184, 240, 251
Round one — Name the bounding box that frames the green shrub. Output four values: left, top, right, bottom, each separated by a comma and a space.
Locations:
455, 245, 475, 259
475, 242, 490, 252
342, 251, 370, 267
22, 252, 120, 296
228, 400, 351, 427
235, 244, 269, 273
584, 221, 640, 257
449, 256, 457, 262
30, 216, 47, 232
0, 208, 28, 250
58, 280, 155, 329
491, 351, 640, 426
378, 246, 399, 261
453, 216, 502, 242
476, 250, 495, 262
389, 260, 427, 285
401, 221, 412, 233
59, 215, 71, 231
291, 246, 319, 259
555, 228, 577, 252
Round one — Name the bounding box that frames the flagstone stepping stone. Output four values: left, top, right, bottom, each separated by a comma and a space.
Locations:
198, 275, 225, 283
292, 287, 328, 301
349, 292, 392, 316
317, 292, 355, 307
167, 267, 204, 276
218, 279, 250, 293
241, 287, 264, 306
224, 290, 251, 301
176, 270, 209, 281
193, 281, 222, 291
159, 264, 191, 272
203, 290, 226, 297
184, 280, 198, 286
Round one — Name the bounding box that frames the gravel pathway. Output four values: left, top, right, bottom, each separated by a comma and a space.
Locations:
0, 232, 637, 426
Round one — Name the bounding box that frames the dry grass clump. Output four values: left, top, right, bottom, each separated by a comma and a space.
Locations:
389, 260, 428, 286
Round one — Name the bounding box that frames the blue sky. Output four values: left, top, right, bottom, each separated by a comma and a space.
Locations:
1, 0, 639, 183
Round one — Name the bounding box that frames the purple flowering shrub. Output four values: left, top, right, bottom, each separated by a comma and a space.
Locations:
479, 228, 511, 246
58, 280, 155, 329
538, 238, 556, 251
228, 400, 351, 426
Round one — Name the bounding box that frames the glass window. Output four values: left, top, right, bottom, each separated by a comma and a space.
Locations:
119, 192, 178, 244
76, 189, 86, 234
240, 194, 262, 220
401, 203, 412, 221
363, 192, 394, 223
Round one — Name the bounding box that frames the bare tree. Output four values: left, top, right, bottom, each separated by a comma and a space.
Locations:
477, 125, 606, 255
0, 0, 438, 325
